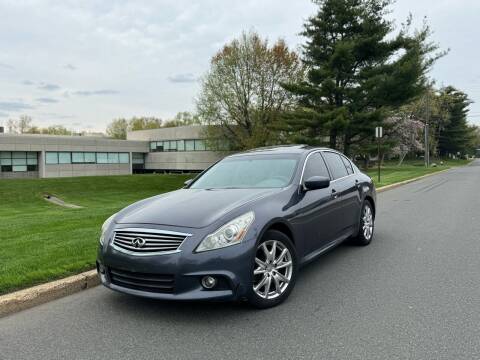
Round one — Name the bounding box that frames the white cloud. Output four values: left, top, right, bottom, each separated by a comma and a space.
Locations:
64, 64, 77, 71
38, 83, 61, 91
36, 97, 59, 103
0, 101, 34, 112
72, 89, 119, 96
168, 73, 197, 83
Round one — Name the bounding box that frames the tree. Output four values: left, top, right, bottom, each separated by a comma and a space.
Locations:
383, 115, 424, 164
467, 125, 480, 156
6, 115, 33, 133
41, 125, 72, 135
437, 87, 472, 156
106, 117, 162, 139
197, 31, 305, 150
24, 124, 72, 135
283, 0, 443, 156
129, 117, 162, 131
162, 112, 201, 128
106, 119, 128, 139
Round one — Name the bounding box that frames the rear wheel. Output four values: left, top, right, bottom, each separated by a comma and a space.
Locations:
247, 230, 297, 308
352, 200, 374, 246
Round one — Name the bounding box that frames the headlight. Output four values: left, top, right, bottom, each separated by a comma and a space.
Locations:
195, 211, 255, 252
100, 213, 117, 245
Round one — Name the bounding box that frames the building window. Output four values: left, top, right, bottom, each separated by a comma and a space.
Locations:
185, 140, 195, 151
177, 140, 185, 151
119, 153, 129, 164
84, 152, 96, 163
44, 152, 130, 165
27, 152, 37, 165
108, 153, 119, 164
12, 158, 26, 165
58, 152, 71, 164
149, 139, 211, 152
96, 153, 108, 164
12, 152, 27, 166
194, 139, 206, 151
132, 153, 144, 164
1, 152, 38, 171
72, 152, 85, 163
1, 151, 12, 166
13, 165, 27, 172
46, 152, 59, 164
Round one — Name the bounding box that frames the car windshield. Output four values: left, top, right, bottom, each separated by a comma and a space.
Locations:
190, 154, 299, 189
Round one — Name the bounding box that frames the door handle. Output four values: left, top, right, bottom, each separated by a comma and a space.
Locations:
331, 188, 338, 199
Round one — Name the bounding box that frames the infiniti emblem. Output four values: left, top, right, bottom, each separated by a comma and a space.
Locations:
131, 237, 146, 248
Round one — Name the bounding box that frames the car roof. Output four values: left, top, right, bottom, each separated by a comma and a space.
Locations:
228, 145, 334, 158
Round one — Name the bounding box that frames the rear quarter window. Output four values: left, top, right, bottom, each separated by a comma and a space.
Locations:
322, 152, 349, 179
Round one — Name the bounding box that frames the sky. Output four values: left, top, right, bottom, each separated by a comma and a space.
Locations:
0, 0, 479, 132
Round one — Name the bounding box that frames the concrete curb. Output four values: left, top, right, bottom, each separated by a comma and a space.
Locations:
0, 165, 464, 318
0, 270, 99, 318
376, 168, 452, 193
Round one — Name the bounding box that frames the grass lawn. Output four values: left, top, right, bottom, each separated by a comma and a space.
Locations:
0, 158, 471, 295
365, 158, 471, 188
0, 174, 190, 294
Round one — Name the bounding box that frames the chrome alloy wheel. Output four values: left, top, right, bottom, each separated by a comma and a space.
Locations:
253, 240, 293, 300
362, 204, 374, 240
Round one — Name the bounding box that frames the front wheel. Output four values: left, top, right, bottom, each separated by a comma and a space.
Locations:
352, 200, 375, 246
247, 230, 298, 309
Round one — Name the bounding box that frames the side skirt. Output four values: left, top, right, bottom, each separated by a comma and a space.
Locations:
299, 232, 353, 268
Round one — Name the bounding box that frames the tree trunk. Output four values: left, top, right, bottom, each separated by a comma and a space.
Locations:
329, 129, 337, 149
363, 155, 370, 170
343, 136, 350, 157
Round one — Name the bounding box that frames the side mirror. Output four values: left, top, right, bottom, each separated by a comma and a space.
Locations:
304, 176, 330, 191
184, 179, 193, 188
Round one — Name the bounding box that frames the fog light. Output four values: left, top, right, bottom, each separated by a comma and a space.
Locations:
201, 276, 217, 289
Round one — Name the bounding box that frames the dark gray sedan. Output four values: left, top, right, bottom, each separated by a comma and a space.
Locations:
97, 145, 376, 308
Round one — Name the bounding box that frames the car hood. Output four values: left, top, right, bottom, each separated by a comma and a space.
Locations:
115, 188, 280, 228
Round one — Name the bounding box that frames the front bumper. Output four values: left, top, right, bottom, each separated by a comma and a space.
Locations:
97, 223, 258, 301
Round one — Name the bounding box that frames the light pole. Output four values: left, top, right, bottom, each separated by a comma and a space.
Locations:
424, 93, 430, 168
375, 126, 383, 183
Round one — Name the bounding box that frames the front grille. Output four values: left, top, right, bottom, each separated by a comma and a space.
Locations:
109, 268, 175, 293
112, 228, 189, 255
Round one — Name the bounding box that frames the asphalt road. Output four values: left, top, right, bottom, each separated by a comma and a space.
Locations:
1, 161, 480, 360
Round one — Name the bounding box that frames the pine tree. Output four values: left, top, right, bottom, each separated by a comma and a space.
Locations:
438, 87, 472, 156
283, 0, 442, 156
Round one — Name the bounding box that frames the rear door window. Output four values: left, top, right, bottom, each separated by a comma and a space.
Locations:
341, 155, 354, 175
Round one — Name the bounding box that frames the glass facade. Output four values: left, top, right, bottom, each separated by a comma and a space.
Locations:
45, 152, 130, 165
150, 139, 209, 152
0, 151, 38, 172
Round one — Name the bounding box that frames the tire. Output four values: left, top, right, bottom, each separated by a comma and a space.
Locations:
352, 200, 375, 246
246, 230, 298, 309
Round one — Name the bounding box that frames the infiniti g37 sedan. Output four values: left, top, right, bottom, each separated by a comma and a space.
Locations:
97, 145, 376, 308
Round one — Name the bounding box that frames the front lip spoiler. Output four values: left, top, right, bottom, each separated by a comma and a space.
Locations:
103, 280, 236, 301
